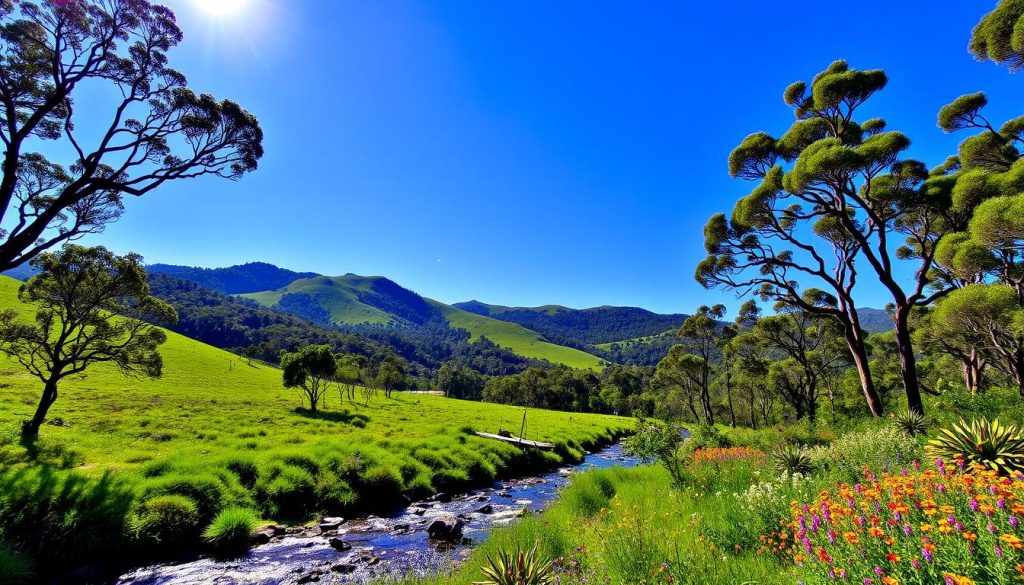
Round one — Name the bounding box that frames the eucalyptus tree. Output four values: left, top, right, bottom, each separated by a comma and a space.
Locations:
913, 307, 988, 394
697, 61, 965, 416
652, 345, 710, 424
0, 0, 263, 271
971, 1, 1024, 72
281, 345, 336, 413
931, 284, 1024, 396
748, 305, 846, 422
674, 304, 729, 425
0, 245, 177, 438
336, 353, 367, 401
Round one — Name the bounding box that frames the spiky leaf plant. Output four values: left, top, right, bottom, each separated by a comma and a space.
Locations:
927, 418, 1024, 476
893, 408, 927, 437
771, 444, 815, 475
473, 542, 555, 585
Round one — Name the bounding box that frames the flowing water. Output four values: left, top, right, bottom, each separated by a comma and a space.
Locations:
114, 443, 638, 585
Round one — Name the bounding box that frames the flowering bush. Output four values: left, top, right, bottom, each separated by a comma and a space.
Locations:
807, 426, 921, 483
776, 459, 1024, 584
692, 447, 766, 466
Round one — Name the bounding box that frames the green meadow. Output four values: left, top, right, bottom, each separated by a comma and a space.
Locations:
0, 276, 630, 574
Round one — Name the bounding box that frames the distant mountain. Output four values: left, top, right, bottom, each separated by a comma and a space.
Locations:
243, 275, 607, 370
146, 262, 319, 294
453, 300, 688, 346
858, 307, 893, 334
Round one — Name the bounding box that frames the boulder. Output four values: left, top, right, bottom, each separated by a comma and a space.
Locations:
331, 564, 356, 574
296, 570, 324, 584
431, 492, 451, 503
409, 506, 427, 516
475, 504, 494, 514
319, 517, 344, 531
393, 522, 411, 532
426, 514, 464, 542
329, 537, 351, 552
252, 527, 275, 545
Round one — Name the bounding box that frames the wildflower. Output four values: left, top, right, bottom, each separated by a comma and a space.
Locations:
885, 552, 900, 563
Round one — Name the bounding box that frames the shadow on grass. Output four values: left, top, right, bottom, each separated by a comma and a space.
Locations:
14, 434, 84, 469
290, 407, 370, 426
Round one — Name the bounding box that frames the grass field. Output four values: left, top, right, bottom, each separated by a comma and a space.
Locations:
0, 276, 630, 577
242, 274, 396, 325
431, 301, 606, 371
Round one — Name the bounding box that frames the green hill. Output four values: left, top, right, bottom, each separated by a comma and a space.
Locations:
241, 274, 404, 325
430, 301, 606, 371
243, 275, 606, 370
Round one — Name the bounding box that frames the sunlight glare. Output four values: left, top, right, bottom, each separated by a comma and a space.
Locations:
193, 0, 249, 17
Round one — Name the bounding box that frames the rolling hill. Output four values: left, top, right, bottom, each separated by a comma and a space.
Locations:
147, 262, 318, 294
242, 274, 607, 370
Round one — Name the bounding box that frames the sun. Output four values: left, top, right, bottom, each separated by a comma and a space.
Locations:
192, 0, 249, 17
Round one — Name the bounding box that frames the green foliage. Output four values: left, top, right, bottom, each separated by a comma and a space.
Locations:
473, 542, 555, 585
807, 425, 921, 482
927, 418, 1024, 476
202, 507, 259, 557
142, 474, 228, 524
893, 407, 928, 437
281, 345, 337, 412
689, 423, 732, 448
938, 92, 989, 133
622, 418, 690, 486
970, 0, 1024, 71
130, 495, 201, 548
770, 444, 814, 475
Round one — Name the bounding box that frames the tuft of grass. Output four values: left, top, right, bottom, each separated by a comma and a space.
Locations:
202, 506, 259, 557
130, 494, 201, 548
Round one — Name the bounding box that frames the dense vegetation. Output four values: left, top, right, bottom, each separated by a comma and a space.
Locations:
147, 262, 319, 295
453, 301, 687, 346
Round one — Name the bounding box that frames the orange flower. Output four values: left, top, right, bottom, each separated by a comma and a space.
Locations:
886, 552, 901, 563
1001, 533, 1024, 550
962, 531, 978, 542
844, 532, 860, 545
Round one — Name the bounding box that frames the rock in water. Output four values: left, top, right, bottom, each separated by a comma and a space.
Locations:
426, 514, 464, 542
329, 537, 351, 552
319, 517, 344, 531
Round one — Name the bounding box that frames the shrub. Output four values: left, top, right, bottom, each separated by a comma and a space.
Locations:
356, 465, 405, 511
927, 418, 1024, 476
223, 456, 260, 489
256, 464, 315, 519
893, 408, 928, 437
130, 495, 201, 548
474, 542, 555, 585
202, 507, 259, 557
770, 444, 814, 475
142, 474, 229, 523
689, 423, 732, 449
807, 425, 921, 481
623, 418, 690, 487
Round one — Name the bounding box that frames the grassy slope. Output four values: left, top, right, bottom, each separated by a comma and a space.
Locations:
594, 329, 677, 350
242, 274, 606, 370
430, 300, 605, 371
0, 275, 629, 494
241, 275, 394, 325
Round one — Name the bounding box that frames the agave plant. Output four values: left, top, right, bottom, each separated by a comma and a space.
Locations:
927, 418, 1024, 476
771, 443, 814, 475
893, 408, 927, 437
473, 543, 555, 585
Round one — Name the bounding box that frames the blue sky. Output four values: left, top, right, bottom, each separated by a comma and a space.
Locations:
80, 1, 1019, 314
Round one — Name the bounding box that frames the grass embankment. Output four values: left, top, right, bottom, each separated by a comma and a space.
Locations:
432, 301, 606, 371
409, 388, 1024, 585
0, 277, 630, 580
